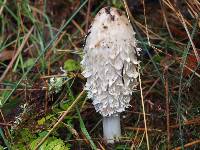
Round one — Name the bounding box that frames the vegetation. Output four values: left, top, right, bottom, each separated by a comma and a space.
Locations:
0, 0, 200, 149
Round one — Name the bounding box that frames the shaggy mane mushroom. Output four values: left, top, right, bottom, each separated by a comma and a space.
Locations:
81, 7, 141, 143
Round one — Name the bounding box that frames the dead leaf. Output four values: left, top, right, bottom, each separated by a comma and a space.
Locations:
0, 50, 14, 61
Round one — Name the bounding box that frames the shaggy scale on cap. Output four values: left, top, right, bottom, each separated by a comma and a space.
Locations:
81, 7, 141, 117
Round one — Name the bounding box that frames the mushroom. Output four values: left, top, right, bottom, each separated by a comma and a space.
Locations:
81, 7, 141, 143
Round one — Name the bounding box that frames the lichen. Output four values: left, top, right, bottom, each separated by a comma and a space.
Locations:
81, 7, 141, 116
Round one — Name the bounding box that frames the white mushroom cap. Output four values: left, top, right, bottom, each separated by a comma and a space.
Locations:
81, 7, 141, 116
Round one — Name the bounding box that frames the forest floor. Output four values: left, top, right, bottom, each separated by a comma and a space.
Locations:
0, 0, 200, 149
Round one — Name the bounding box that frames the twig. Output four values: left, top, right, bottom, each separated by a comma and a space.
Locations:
45, 31, 66, 60
0, 88, 46, 91
173, 139, 200, 150
0, 110, 11, 139
0, 123, 12, 126
133, 18, 163, 40
165, 69, 170, 150
125, 127, 162, 132
179, 12, 200, 62
170, 117, 200, 128
72, 20, 85, 35
138, 66, 150, 150
144, 77, 160, 98
44, 80, 48, 114
159, 0, 174, 40
122, 0, 130, 22
137, 132, 145, 149
142, 0, 150, 46
0, 27, 34, 82
34, 90, 85, 150
0, 0, 7, 15
85, 0, 91, 32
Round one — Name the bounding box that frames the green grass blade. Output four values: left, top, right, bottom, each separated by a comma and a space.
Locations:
177, 15, 199, 149
76, 107, 97, 150
0, 128, 11, 150
2, 0, 88, 107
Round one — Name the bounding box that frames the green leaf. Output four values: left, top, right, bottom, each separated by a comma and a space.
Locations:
30, 137, 42, 150
12, 143, 26, 150
0, 145, 3, 150
115, 145, 130, 150
48, 77, 64, 93
59, 100, 71, 110
30, 137, 69, 150
152, 55, 162, 63
20, 128, 36, 143
77, 108, 97, 150
64, 59, 80, 71
45, 138, 68, 150
112, 0, 123, 9
37, 115, 54, 125
38, 117, 46, 125
0, 128, 11, 150
0, 91, 11, 107
23, 58, 36, 69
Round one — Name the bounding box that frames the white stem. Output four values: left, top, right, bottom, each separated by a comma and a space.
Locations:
103, 113, 121, 143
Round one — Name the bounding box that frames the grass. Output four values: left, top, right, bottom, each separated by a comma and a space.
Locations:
0, 0, 200, 149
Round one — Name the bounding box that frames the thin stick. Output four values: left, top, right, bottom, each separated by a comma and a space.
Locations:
44, 80, 48, 114
0, 88, 46, 91
0, 122, 12, 126
170, 117, 200, 128
0, 27, 34, 82
72, 20, 85, 35
159, 0, 174, 40
144, 77, 160, 98
85, 0, 91, 32
165, 70, 170, 150
125, 127, 162, 132
45, 31, 66, 60
179, 12, 200, 62
137, 132, 145, 149
142, 0, 150, 46
0, 0, 7, 15
0, 110, 11, 139
122, 0, 130, 21
173, 139, 200, 150
138, 66, 150, 150
122, 1, 163, 41
34, 90, 84, 150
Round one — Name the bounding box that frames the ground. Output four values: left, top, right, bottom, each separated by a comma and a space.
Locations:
0, 0, 200, 149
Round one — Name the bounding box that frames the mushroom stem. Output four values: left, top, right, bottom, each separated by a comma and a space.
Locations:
103, 113, 121, 143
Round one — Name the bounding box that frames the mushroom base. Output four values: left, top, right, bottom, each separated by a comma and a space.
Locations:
103, 113, 121, 143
